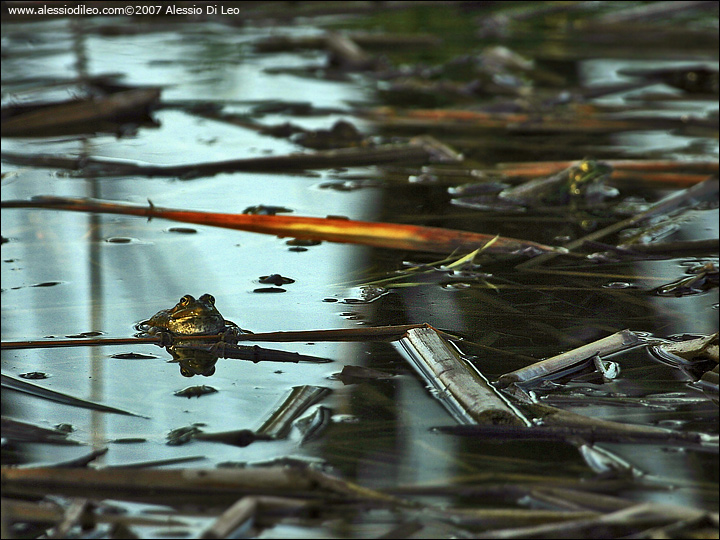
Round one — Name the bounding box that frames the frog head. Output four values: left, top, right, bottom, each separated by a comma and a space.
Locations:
158, 293, 226, 335
567, 159, 613, 197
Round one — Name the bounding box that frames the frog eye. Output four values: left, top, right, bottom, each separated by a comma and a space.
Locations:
205, 294, 215, 304
180, 295, 192, 306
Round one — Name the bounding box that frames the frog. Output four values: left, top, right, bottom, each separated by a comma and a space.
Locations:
136, 294, 251, 377
143, 293, 230, 336
140, 293, 225, 336
450, 159, 618, 212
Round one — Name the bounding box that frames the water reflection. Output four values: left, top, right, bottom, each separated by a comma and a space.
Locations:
169, 348, 218, 378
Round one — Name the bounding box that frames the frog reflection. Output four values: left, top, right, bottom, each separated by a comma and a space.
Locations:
451, 159, 617, 211
136, 294, 251, 377
172, 348, 218, 378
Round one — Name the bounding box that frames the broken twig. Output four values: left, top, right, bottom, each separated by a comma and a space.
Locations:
396, 327, 528, 426
495, 330, 642, 388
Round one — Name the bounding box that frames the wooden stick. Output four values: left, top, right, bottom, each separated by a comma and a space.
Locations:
0, 466, 404, 507
1, 417, 81, 446
200, 497, 257, 539
473, 501, 712, 539
0, 89, 160, 136
2, 197, 559, 255
495, 330, 642, 388
434, 424, 711, 450
2, 498, 190, 528
1, 324, 436, 351
256, 385, 332, 439
2, 374, 148, 418
397, 327, 528, 426
363, 107, 682, 134
0, 136, 453, 177
1, 336, 162, 350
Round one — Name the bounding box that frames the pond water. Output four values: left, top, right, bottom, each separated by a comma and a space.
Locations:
1, 4, 718, 538
2, 18, 380, 470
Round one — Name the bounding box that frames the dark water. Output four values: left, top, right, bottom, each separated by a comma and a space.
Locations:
1, 4, 718, 538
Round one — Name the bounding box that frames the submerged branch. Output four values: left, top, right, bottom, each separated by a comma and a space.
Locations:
0, 135, 458, 177
434, 424, 715, 451
1, 374, 148, 418
473, 501, 715, 539
363, 107, 709, 135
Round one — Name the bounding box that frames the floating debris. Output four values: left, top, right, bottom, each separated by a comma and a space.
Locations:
332, 365, 396, 384
105, 236, 134, 243
174, 385, 218, 398
259, 274, 295, 286
65, 331, 104, 338
243, 205, 294, 215
256, 385, 332, 440
650, 333, 719, 382
655, 262, 719, 296
296, 406, 333, 444
111, 352, 158, 360
166, 424, 206, 446
286, 238, 322, 247
19, 371, 49, 379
